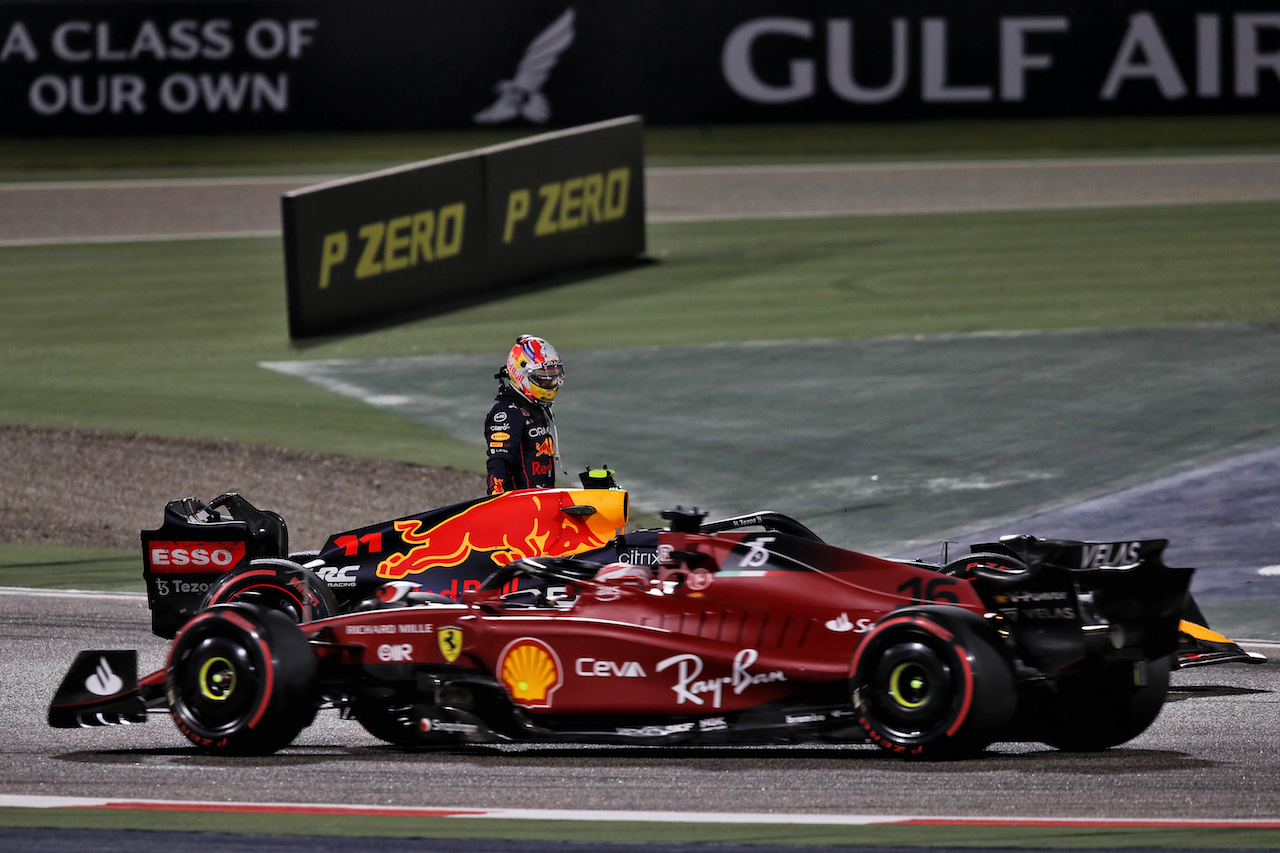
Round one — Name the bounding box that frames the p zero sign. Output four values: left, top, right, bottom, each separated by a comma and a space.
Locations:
281, 116, 645, 338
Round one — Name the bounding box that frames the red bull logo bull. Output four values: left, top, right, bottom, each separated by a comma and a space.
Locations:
535, 437, 555, 457
376, 489, 627, 581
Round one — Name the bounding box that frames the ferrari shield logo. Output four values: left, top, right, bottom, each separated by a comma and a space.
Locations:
438, 626, 463, 663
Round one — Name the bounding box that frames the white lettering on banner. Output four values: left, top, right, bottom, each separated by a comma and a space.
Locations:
2, 23, 39, 62
724, 14, 1278, 108
1000, 17, 1070, 101
1101, 13, 1187, 100
1198, 15, 1221, 98
922, 18, 992, 102
9, 18, 319, 119
35, 19, 316, 64
245, 19, 318, 60
49, 20, 234, 62
1236, 14, 1280, 98
722, 17, 815, 104
51, 22, 91, 62
29, 73, 145, 115
30, 72, 288, 117
826, 19, 907, 104
1102, 13, 1280, 100
724, 16, 1069, 106
160, 73, 287, 114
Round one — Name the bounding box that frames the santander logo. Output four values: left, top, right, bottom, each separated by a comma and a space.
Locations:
85, 656, 124, 696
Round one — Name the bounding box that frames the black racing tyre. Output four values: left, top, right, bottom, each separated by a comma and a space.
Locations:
851, 608, 1016, 759
201, 558, 339, 625
166, 603, 318, 755
1037, 655, 1171, 752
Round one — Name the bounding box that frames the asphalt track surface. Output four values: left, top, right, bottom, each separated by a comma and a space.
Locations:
3, 590, 1279, 821
3, 155, 1280, 244
5, 157, 1280, 846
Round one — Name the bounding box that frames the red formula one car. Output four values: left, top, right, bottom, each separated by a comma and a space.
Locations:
49, 493, 1243, 759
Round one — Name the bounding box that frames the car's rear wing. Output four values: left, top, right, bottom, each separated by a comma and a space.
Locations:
141, 493, 288, 638
959, 535, 1192, 671
972, 534, 1170, 571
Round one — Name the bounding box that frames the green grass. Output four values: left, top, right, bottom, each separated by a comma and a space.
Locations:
0, 237, 479, 470
1, 807, 1278, 849
0, 543, 140, 592
1, 115, 1278, 180
3, 203, 1277, 470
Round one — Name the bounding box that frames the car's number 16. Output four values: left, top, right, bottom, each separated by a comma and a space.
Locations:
896, 576, 961, 604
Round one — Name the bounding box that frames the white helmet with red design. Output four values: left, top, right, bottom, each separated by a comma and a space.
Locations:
504, 334, 565, 404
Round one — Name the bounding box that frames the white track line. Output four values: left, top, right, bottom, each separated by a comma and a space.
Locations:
0, 586, 144, 600
0, 230, 280, 248
3, 794, 1279, 827
0, 175, 332, 191
647, 153, 1280, 176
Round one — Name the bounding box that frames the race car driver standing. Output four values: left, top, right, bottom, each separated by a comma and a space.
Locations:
484, 335, 566, 495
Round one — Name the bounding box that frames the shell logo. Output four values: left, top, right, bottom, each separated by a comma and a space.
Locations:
499, 638, 562, 708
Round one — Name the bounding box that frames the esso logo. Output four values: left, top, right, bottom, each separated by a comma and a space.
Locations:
149, 541, 245, 572
377, 644, 414, 662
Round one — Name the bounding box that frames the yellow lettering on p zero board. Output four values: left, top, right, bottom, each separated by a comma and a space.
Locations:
502, 166, 633, 243
604, 167, 630, 220
412, 210, 435, 263
319, 231, 348, 289
504, 190, 530, 244
383, 215, 412, 272
355, 222, 386, 279
581, 173, 604, 225
558, 177, 583, 231
436, 203, 466, 259
535, 183, 561, 236
321, 203, 464, 287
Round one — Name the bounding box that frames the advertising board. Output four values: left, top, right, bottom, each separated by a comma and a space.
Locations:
281, 116, 645, 338
0, 1, 1275, 134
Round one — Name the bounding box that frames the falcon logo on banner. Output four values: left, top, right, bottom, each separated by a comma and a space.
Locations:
474, 8, 576, 124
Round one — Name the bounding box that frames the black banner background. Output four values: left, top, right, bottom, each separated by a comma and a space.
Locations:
281, 117, 645, 338
0, 1, 1276, 134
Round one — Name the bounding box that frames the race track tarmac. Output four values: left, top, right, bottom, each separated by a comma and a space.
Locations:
4, 155, 1280, 243
2, 590, 1278, 821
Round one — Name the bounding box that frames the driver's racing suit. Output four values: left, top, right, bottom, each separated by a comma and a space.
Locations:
484, 386, 556, 494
